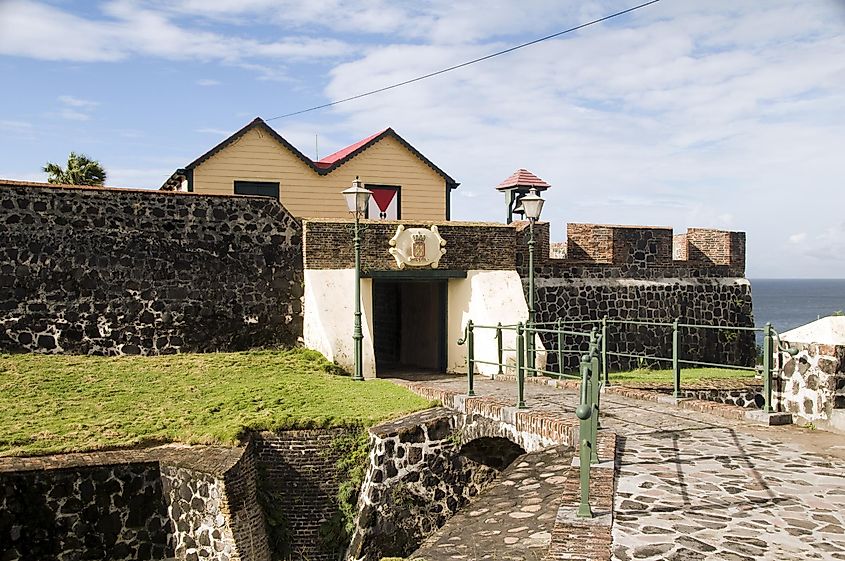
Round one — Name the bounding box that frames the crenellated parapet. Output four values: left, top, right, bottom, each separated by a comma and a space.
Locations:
676, 228, 746, 269
565, 223, 674, 266
516, 222, 746, 278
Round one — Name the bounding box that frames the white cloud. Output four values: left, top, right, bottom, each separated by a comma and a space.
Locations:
310, 0, 845, 277
52, 95, 99, 121
58, 95, 99, 109
788, 233, 807, 244
3, 0, 843, 277
0, 0, 355, 69
196, 79, 221, 86
57, 109, 91, 121
0, 120, 33, 131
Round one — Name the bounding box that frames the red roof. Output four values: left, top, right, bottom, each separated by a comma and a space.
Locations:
315, 129, 389, 168
495, 168, 551, 191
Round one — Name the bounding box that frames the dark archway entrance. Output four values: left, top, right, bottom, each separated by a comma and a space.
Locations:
372, 280, 447, 373
459, 437, 526, 471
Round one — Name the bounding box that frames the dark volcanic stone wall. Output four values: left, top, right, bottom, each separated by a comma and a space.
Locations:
347, 409, 501, 561
303, 219, 516, 271
0, 462, 173, 561
534, 278, 756, 372
0, 183, 303, 355
0, 445, 269, 561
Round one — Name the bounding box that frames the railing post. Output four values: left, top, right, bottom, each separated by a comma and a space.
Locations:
601, 315, 609, 386
527, 323, 536, 377
467, 320, 475, 397
590, 353, 601, 464
576, 353, 593, 518
763, 322, 773, 413
556, 318, 563, 376
672, 318, 681, 399
496, 322, 504, 378
516, 322, 527, 409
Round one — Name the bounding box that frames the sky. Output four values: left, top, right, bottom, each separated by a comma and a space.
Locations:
1, 0, 844, 278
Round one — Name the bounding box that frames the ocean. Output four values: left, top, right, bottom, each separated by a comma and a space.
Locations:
750, 279, 845, 333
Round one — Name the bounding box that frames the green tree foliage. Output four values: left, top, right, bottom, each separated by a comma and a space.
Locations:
43, 152, 106, 186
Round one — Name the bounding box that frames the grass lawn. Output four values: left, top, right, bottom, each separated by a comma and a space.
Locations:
0, 349, 432, 457
609, 367, 757, 384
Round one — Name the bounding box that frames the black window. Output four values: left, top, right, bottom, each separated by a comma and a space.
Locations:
234, 181, 279, 198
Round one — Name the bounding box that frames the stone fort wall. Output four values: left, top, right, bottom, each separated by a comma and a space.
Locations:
0, 182, 303, 355
0, 445, 267, 561
515, 222, 755, 371
0, 182, 753, 365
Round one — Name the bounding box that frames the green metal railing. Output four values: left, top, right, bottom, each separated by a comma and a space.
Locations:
528, 317, 785, 413
457, 319, 603, 518
456, 315, 793, 520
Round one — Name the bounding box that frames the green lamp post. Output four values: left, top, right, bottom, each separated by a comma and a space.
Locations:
520, 188, 545, 373
342, 177, 373, 382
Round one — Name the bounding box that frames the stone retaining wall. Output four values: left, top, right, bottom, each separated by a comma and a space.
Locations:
0, 445, 268, 561
777, 343, 845, 421
0, 182, 303, 355
0, 462, 172, 561
614, 382, 763, 409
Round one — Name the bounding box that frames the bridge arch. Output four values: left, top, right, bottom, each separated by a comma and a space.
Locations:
458, 436, 525, 471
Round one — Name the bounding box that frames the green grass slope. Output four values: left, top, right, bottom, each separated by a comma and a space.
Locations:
0, 349, 430, 457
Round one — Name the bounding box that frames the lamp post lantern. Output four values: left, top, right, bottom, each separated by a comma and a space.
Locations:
342, 177, 373, 381
521, 188, 545, 374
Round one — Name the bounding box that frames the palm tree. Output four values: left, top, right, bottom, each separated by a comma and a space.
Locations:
43, 152, 106, 186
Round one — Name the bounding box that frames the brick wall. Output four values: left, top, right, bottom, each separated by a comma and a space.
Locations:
565, 223, 674, 266
221, 443, 269, 561
252, 429, 356, 561
303, 219, 516, 270
685, 228, 745, 266
0, 182, 303, 355
521, 223, 747, 274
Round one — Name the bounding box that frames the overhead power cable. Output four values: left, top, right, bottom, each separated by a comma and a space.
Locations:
265, 0, 661, 121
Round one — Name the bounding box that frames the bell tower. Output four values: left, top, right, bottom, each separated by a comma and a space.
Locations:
495, 168, 551, 223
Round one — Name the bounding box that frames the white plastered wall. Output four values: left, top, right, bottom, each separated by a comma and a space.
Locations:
303, 269, 376, 378
447, 270, 546, 376
304, 268, 543, 379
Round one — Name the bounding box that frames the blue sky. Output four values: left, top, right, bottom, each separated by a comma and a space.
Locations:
1, 0, 844, 278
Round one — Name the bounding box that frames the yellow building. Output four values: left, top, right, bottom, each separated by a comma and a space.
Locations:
161, 118, 459, 220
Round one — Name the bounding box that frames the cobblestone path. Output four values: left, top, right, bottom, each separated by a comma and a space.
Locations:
392, 375, 845, 561
410, 445, 573, 561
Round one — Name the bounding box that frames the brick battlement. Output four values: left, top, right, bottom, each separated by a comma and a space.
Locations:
517, 222, 746, 275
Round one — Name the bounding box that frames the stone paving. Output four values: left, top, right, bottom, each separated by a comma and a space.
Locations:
410, 445, 574, 561
391, 375, 845, 561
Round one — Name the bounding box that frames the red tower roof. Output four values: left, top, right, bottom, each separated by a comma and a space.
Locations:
495, 168, 551, 191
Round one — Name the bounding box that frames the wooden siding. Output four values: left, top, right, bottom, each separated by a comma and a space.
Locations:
192, 128, 448, 220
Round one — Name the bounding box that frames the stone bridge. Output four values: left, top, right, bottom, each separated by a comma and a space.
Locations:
363, 374, 845, 561
347, 377, 617, 561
